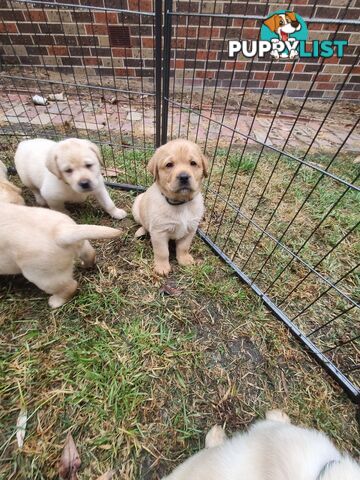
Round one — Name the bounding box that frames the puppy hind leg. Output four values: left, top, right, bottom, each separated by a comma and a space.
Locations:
176, 231, 196, 266
265, 410, 291, 424
48, 279, 78, 308
22, 266, 78, 308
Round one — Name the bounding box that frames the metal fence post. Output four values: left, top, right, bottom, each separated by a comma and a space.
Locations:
155, 0, 162, 148
161, 0, 173, 145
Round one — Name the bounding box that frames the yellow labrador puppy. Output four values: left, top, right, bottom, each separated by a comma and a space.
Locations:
15, 138, 127, 219
0, 159, 24, 205
132, 139, 208, 275
163, 410, 360, 480
0, 203, 121, 308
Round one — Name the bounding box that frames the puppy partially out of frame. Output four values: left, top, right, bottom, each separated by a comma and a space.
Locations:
15, 138, 127, 219
132, 139, 208, 275
0, 203, 121, 308
163, 410, 360, 480
0, 159, 25, 205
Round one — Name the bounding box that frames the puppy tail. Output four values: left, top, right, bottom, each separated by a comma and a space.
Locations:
56, 224, 121, 246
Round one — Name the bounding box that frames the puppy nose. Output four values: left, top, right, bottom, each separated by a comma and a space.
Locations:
291, 20, 299, 27
178, 172, 190, 184
78, 179, 91, 190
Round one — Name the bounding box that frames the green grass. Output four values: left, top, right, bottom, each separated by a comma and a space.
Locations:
0, 147, 359, 479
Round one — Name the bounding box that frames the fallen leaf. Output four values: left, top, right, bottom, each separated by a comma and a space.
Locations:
96, 470, 116, 480
16, 408, 27, 449
353, 156, 360, 164
159, 281, 182, 297
59, 432, 81, 480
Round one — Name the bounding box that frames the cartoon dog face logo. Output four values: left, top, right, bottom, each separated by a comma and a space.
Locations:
264, 11, 301, 42
263, 11, 302, 59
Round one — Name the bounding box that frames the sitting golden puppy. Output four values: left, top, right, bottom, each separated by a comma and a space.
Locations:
132, 139, 208, 275
0, 203, 121, 308
0, 159, 24, 205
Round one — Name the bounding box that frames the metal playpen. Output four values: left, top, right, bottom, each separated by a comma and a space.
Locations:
0, 0, 359, 403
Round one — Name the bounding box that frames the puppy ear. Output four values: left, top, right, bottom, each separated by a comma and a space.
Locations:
86, 141, 104, 167
147, 147, 164, 179
201, 152, 209, 178
46, 148, 62, 179
286, 11, 297, 22
264, 15, 277, 32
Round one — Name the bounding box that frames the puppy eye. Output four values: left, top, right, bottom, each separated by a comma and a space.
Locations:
280, 20, 284, 25
85, 164, 93, 169
190, 160, 197, 166
64, 168, 73, 174
166, 162, 174, 168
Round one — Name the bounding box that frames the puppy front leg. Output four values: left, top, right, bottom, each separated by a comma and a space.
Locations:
94, 184, 127, 220
151, 233, 171, 275
46, 197, 69, 214
176, 230, 196, 266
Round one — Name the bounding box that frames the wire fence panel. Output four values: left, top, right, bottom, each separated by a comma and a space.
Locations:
0, 0, 359, 402
164, 0, 360, 402
0, 0, 162, 187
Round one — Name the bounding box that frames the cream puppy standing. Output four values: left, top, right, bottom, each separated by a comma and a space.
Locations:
132, 139, 208, 275
163, 410, 360, 480
0, 203, 121, 308
15, 138, 127, 219
0, 159, 24, 205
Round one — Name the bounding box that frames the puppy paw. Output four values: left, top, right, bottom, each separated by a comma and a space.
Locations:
177, 253, 195, 266
48, 294, 68, 308
205, 425, 227, 449
266, 409, 291, 424
110, 208, 127, 220
154, 262, 171, 276
135, 226, 147, 238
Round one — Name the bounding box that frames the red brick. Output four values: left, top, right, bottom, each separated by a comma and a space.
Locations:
48, 45, 69, 56
196, 71, 215, 79
85, 24, 108, 35
316, 74, 331, 82
142, 37, 154, 48
0, 22, 17, 33
196, 50, 217, 60
315, 82, 334, 89
115, 68, 135, 76
94, 12, 118, 24
84, 57, 100, 66
294, 63, 304, 72
112, 48, 131, 57
128, 0, 152, 11
26, 10, 47, 22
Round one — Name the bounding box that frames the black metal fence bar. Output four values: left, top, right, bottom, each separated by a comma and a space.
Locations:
168, 11, 360, 25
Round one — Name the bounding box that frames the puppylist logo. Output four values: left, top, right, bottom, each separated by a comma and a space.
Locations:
229, 10, 347, 60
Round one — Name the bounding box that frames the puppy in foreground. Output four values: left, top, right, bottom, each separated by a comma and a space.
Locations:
15, 138, 127, 219
132, 139, 208, 275
163, 410, 360, 480
0, 203, 121, 308
0, 159, 24, 205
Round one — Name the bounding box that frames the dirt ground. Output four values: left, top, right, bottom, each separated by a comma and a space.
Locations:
0, 184, 359, 479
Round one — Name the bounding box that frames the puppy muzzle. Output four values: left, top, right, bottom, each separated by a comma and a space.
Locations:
78, 179, 93, 191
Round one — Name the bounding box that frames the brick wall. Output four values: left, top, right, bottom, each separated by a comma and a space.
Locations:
0, 0, 359, 99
